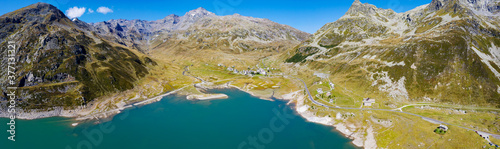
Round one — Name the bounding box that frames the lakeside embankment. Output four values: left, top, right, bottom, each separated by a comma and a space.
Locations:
0, 81, 368, 148
279, 90, 375, 148
0, 86, 187, 120
186, 94, 228, 100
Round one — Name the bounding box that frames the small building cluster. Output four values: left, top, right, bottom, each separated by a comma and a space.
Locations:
317, 88, 323, 94
329, 82, 335, 90
362, 98, 376, 106
218, 63, 276, 77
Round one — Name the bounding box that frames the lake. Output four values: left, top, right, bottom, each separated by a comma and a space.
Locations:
1, 89, 357, 149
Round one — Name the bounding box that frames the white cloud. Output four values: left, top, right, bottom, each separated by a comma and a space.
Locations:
88, 8, 94, 13
66, 6, 86, 19
97, 6, 113, 14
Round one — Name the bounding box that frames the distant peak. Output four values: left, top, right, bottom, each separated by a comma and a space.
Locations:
167, 14, 178, 17
429, 0, 449, 11
32, 2, 51, 7
185, 7, 215, 17
28, 2, 59, 11
345, 0, 378, 16
160, 14, 179, 20
4, 2, 67, 22
353, 0, 362, 5
194, 7, 207, 11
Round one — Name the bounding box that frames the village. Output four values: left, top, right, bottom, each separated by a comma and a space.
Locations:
217, 63, 280, 77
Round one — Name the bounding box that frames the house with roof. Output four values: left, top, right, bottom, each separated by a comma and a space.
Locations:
317, 88, 323, 94
363, 98, 375, 106
434, 125, 448, 135
437, 125, 448, 131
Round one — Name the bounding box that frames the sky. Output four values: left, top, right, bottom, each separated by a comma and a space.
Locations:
0, 0, 431, 33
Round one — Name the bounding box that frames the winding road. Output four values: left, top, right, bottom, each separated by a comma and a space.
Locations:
291, 76, 500, 140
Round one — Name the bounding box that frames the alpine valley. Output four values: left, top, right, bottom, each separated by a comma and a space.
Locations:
1, 0, 500, 148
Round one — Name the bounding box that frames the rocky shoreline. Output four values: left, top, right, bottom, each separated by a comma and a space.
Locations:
280, 90, 377, 149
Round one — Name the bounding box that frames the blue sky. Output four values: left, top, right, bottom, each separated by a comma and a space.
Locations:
0, 0, 431, 33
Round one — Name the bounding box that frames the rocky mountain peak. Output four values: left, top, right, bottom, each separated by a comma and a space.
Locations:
164, 14, 179, 19
353, 0, 362, 5
28, 2, 60, 12
185, 7, 215, 17
428, 0, 500, 15
428, 0, 456, 11
345, 0, 380, 16
459, 0, 500, 15
0, 2, 67, 23
175, 7, 216, 30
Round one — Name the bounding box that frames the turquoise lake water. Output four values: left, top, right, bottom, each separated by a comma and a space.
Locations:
1, 89, 357, 149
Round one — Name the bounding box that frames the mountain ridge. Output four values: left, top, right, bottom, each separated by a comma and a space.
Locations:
0, 2, 310, 110
0, 2, 155, 109
89, 7, 310, 53
285, 0, 500, 106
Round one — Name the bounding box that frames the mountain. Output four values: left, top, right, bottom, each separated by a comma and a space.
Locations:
285, 0, 500, 107
0, 3, 155, 109
90, 7, 310, 53
0, 3, 310, 111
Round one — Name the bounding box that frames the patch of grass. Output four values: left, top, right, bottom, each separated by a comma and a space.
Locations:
285, 47, 320, 63
434, 128, 447, 135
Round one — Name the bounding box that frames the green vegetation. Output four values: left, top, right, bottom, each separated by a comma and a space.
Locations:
285, 46, 319, 63
286, 53, 312, 63
415, 18, 442, 34
434, 128, 447, 135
